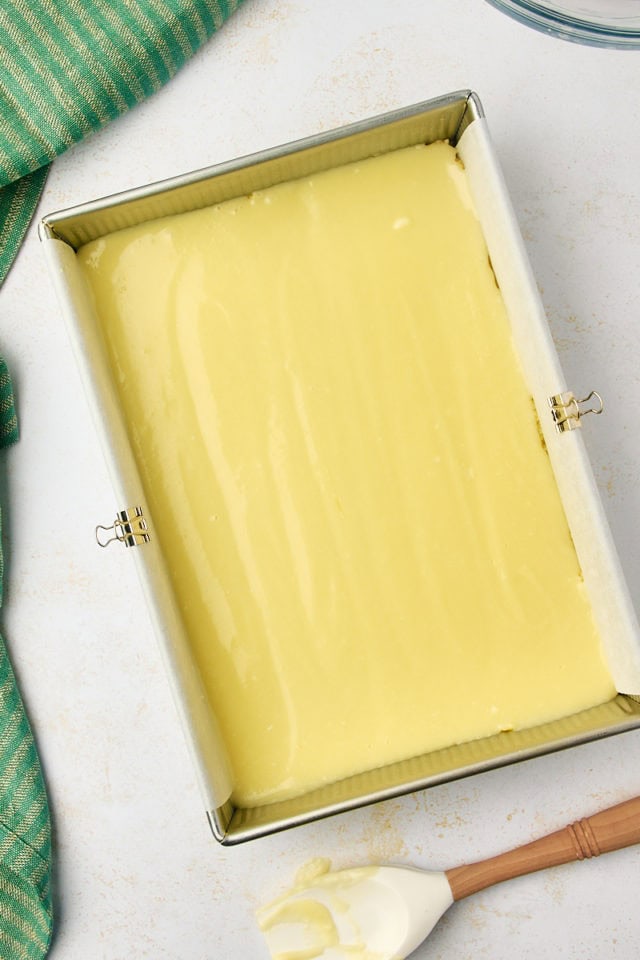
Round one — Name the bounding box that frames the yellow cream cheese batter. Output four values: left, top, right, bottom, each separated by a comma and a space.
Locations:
78, 142, 615, 805
257, 860, 384, 960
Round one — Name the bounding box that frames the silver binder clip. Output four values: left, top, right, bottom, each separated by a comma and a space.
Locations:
548, 390, 603, 434
96, 506, 150, 548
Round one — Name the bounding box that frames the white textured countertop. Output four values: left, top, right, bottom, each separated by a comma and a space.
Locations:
3, 2, 640, 957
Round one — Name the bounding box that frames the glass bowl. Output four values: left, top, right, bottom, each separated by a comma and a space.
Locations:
485, 0, 640, 47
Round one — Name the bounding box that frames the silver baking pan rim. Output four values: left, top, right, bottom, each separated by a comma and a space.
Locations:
39, 89, 483, 249
40, 89, 640, 845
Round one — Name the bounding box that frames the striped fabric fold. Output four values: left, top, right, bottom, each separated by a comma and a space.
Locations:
0, 654, 52, 960
0, 358, 52, 960
0, 169, 50, 287
0, 0, 243, 285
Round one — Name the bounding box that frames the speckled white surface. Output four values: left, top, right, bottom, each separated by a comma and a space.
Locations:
2, 1, 640, 957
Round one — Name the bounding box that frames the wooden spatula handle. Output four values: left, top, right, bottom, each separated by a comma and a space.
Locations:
446, 795, 640, 901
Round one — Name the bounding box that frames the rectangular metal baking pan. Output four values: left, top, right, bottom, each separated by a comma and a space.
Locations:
40, 89, 640, 844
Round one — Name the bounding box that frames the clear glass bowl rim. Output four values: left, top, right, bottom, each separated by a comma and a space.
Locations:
485, 0, 640, 47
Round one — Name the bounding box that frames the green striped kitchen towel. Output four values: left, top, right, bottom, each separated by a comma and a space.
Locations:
0, 358, 52, 960
1, 3, 246, 955
0, 0, 244, 286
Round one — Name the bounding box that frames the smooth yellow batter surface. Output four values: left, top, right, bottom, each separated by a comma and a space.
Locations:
78, 142, 615, 806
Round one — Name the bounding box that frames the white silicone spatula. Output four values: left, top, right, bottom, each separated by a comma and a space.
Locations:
258, 795, 640, 959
